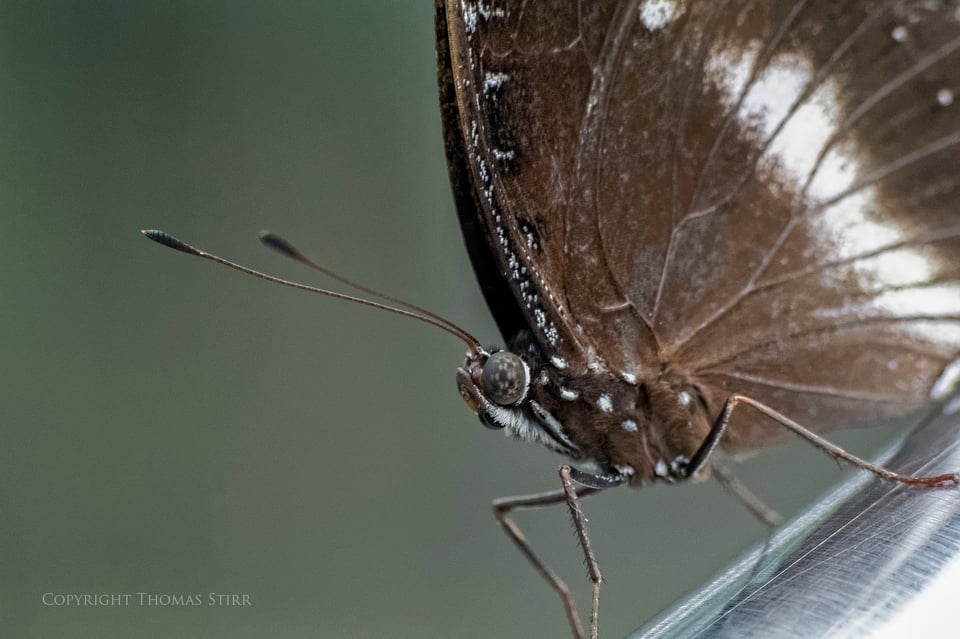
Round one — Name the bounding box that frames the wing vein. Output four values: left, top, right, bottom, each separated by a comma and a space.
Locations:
801, 31, 960, 199
813, 127, 960, 213
752, 223, 960, 293
654, 0, 736, 323
692, 314, 960, 374
661, 2, 892, 347
694, 371, 912, 403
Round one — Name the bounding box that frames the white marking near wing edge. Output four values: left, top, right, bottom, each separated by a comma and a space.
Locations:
483, 71, 508, 94
638, 0, 683, 30
460, 1, 478, 34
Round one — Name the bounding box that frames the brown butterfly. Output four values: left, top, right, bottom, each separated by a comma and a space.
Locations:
145, 1, 960, 637
436, 0, 960, 636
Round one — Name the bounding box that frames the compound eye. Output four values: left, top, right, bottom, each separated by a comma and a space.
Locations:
481, 351, 529, 406
478, 411, 504, 430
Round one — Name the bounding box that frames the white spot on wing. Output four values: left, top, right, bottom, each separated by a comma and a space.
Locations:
534, 308, 546, 328
621, 419, 638, 432
476, 1, 506, 20
638, 0, 682, 30
545, 327, 559, 346
461, 1, 478, 34
483, 71, 508, 94
597, 394, 613, 413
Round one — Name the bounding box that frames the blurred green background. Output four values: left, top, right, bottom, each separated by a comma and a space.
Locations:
0, 2, 903, 638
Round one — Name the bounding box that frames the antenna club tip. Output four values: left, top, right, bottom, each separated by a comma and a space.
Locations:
141, 228, 168, 242
141, 229, 199, 256
259, 231, 302, 259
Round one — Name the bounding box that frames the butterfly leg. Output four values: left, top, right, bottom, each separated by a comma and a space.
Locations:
710, 461, 783, 528
560, 466, 624, 639
684, 394, 959, 488
492, 471, 612, 639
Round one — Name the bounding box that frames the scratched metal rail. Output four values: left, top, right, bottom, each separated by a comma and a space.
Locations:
631, 400, 960, 639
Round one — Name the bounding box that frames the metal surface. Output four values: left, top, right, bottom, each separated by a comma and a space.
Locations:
632, 400, 960, 639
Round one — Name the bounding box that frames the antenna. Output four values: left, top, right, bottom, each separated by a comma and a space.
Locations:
257, 230, 479, 346
141, 229, 483, 353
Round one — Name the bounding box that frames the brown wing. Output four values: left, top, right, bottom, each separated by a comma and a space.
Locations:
440, 0, 960, 446
585, 0, 960, 446
438, 0, 656, 372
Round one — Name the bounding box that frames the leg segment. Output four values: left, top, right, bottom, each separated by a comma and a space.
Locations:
685, 394, 959, 488
492, 468, 618, 639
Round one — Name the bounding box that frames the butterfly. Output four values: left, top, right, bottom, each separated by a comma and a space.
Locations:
144, 1, 960, 636
434, 0, 960, 636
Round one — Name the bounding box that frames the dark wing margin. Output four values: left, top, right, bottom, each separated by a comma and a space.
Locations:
436, 1, 529, 345
436, 0, 603, 368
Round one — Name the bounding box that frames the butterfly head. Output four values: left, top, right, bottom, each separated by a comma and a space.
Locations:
457, 348, 531, 430
456, 347, 583, 459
